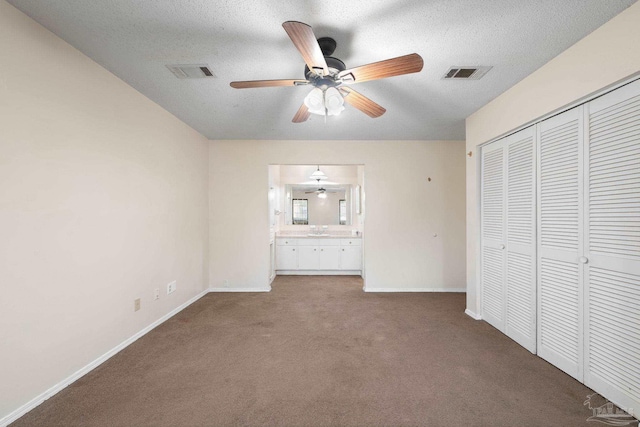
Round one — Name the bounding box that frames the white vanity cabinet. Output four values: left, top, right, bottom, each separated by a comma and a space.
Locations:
297, 243, 319, 270
276, 239, 298, 270
339, 239, 362, 270
275, 237, 362, 275
297, 239, 341, 270
318, 246, 340, 270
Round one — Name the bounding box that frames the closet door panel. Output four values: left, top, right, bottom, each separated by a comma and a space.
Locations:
505, 128, 536, 353
480, 127, 536, 349
537, 106, 584, 381
481, 140, 506, 330
585, 79, 640, 415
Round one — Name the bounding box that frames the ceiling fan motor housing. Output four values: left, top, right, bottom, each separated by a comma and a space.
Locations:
305, 57, 345, 87
317, 37, 337, 56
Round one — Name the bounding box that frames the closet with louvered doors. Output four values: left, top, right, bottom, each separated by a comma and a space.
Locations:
481, 126, 537, 353
583, 79, 640, 415
480, 78, 640, 415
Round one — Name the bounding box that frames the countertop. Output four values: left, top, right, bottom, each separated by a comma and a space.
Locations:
276, 234, 361, 239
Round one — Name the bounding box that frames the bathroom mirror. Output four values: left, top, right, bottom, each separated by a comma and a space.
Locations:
284, 184, 352, 226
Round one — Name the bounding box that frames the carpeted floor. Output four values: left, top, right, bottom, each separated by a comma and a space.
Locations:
12, 275, 609, 426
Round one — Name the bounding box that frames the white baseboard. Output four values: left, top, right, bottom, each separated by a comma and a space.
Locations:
364, 287, 466, 293
465, 309, 482, 320
276, 270, 361, 275
209, 287, 271, 292
0, 289, 209, 427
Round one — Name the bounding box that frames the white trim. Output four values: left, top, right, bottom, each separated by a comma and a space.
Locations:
465, 309, 482, 320
475, 143, 483, 319
1, 289, 209, 427
276, 270, 361, 275
364, 287, 466, 293
208, 287, 271, 292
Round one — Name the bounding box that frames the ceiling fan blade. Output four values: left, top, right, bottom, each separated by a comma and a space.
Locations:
282, 21, 329, 76
230, 79, 307, 89
339, 87, 386, 118
292, 103, 310, 123
338, 53, 423, 84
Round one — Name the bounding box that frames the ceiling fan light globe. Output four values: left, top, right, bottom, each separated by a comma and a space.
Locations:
325, 87, 345, 116
327, 104, 345, 116
304, 88, 325, 116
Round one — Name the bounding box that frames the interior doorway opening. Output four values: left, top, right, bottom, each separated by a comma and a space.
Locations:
268, 164, 365, 286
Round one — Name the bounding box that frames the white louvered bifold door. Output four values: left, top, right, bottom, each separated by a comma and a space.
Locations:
481, 139, 506, 331
537, 106, 585, 381
481, 127, 536, 348
504, 128, 537, 353
584, 79, 640, 415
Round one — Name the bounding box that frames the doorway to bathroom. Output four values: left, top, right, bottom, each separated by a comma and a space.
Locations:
268, 164, 365, 283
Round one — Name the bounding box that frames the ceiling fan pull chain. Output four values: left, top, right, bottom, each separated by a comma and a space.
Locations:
323, 89, 328, 122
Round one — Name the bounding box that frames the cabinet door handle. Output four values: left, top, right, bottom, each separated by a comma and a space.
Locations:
579, 256, 588, 264
342, 249, 345, 252
499, 244, 505, 250
314, 249, 316, 251
293, 248, 295, 251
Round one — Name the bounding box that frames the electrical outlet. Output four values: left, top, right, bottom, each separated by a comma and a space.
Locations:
154, 288, 160, 300
134, 298, 141, 312
167, 280, 176, 295
223, 280, 229, 288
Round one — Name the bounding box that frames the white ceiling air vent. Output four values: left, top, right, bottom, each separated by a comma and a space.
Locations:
166, 64, 216, 79
442, 66, 492, 80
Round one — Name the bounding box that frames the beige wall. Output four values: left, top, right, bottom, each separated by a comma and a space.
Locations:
465, 1, 640, 316
209, 140, 466, 291
0, 1, 209, 422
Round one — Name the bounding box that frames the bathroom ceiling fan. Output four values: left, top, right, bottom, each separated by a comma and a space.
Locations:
305, 186, 341, 199
304, 187, 340, 194
230, 21, 424, 122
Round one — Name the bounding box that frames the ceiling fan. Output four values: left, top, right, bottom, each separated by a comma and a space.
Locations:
304, 186, 340, 199
304, 187, 340, 194
230, 21, 424, 123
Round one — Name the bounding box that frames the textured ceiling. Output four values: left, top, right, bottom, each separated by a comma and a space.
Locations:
8, 0, 636, 140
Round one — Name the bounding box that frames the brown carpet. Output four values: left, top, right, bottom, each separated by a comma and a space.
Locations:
12, 275, 607, 426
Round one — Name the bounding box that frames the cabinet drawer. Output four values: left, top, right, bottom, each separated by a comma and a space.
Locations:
297, 238, 319, 246
317, 239, 340, 246
276, 238, 297, 246
340, 239, 362, 246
